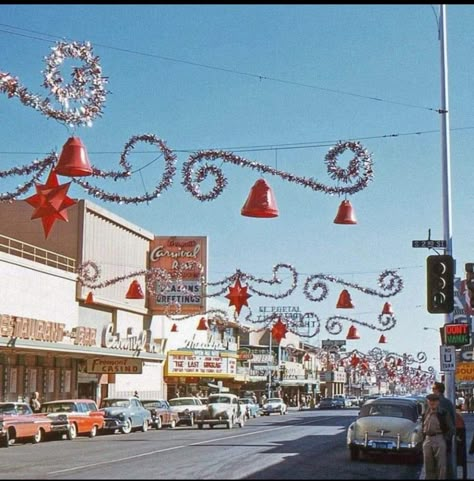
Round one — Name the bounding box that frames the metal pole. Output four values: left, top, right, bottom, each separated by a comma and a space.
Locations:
439, 4, 456, 477
268, 328, 272, 399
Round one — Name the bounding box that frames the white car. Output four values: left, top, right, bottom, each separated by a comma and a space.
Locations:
261, 397, 287, 415
168, 397, 206, 427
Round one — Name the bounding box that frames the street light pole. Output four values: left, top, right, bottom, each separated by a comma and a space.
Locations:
267, 328, 272, 399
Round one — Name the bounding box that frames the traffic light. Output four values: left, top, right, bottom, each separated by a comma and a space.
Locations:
426, 254, 454, 314
465, 263, 474, 308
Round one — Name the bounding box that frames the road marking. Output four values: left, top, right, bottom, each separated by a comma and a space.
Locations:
48, 417, 342, 475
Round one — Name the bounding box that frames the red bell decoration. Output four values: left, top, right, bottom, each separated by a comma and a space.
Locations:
336, 289, 354, 308
334, 199, 357, 225
346, 324, 360, 340
396, 358, 403, 367
378, 334, 387, 344
125, 280, 145, 299
170, 323, 178, 332
381, 302, 394, 315
55, 136, 93, 177
241, 178, 279, 218
196, 317, 208, 330
85, 292, 94, 304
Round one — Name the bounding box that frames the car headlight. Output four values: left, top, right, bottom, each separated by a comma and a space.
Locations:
118, 413, 125, 420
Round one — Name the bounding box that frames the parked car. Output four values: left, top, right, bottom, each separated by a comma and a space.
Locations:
141, 399, 179, 429
239, 398, 260, 419
99, 397, 151, 434
345, 396, 360, 408
0, 402, 54, 447
318, 397, 343, 409
347, 397, 423, 462
195, 393, 245, 429
261, 397, 287, 415
40, 399, 105, 438
168, 397, 206, 427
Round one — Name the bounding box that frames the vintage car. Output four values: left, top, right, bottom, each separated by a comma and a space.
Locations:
99, 397, 152, 434
195, 393, 245, 429
168, 397, 206, 427
141, 399, 179, 429
40, 399, 105, 438
239, 397, 260, 419
261, 397, 287, 415
347, 397, 424, 462
319, 397, 344, 410
0, 402, 54, 447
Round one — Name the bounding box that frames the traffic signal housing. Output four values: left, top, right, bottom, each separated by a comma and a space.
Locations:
465, 262, 474, 308
426, 254, 454, 314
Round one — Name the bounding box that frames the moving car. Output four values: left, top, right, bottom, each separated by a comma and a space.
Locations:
99, 397, 151, 434
40, 399, 105, 438
318, 397, 343, 409
239, 397, 260, 419
347, 397, 424, 462
195, 393, 245, 429
0, 402, 54, 447
141, 399, 179, 429
261, 397, 287, 415
168, 397, 206, 427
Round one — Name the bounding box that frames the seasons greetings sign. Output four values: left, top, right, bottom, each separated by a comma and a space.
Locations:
149, 236, 207, 315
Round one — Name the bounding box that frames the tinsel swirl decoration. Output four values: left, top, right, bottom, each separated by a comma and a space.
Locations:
182, 141, 373, 202
303, 269, 403, 302
325, 313, 397, 335
0, 41, 107, 127
72, 134, 177, 203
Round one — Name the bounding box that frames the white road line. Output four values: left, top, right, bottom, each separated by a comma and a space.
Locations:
48, 417, 339, 475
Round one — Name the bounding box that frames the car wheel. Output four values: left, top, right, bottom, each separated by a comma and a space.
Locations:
67, 423, 77, 440
169, 419, 176, 429
121, 419, 132, 434
1, 430, 10, 448
141, 419, 149, 432
197, 423, 203, 429
32, 428, 43, 444
349, 445, 360, 461
89, 425, 98, 438
155, 417, 162, 430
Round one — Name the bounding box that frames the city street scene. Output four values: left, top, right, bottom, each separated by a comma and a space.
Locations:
0, 3, 474, 480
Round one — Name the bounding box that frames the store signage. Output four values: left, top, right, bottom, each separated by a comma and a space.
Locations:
456, 362, 474, 381
237, 348, 253, 360
86, 358, 143, 374
0, 314, 65, 342
101, 324, 162, 353
148, 236, 207, 315
167, 353, 236, 376
443, 323, 470, 347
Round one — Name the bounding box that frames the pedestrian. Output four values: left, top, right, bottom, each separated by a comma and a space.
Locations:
422, 392, 455, 479
432, 382, 456, 426
133, 390, 139, 398
29, 391, 41, 413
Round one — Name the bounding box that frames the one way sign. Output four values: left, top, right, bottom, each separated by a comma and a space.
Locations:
440, 345, 456, 371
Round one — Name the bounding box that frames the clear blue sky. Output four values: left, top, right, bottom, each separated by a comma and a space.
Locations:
1, 4, 473, 371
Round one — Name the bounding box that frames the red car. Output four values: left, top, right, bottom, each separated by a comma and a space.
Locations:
0, 402, 55, 447
40, 399, 105, 439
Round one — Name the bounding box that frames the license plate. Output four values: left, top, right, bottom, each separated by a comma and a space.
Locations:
374, 442, 388, 449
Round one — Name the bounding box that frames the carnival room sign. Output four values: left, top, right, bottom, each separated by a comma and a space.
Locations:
149, 236, 207, 315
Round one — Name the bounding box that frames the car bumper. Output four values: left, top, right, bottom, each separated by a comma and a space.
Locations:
349, 439, 420, 453
102, 418, 128, 430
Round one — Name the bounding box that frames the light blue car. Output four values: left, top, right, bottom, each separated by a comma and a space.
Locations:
239, 398, 260, 419
99, 397, 151, 434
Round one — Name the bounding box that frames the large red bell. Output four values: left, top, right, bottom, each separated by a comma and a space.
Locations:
381, 302, 394, 315
55, 136, 93, 177
378, 334, 387, 344
346, 324, 361, 340
196, 317, 208, 330
125, 280, 145, 299
334, 200, 357, 225
85, 292, 94, 304
241, 178, 279, 218
170, 323, 178, 332
336, 289, 354, 308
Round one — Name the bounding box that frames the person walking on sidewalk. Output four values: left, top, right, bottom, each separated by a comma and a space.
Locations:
422, 393, 455, 480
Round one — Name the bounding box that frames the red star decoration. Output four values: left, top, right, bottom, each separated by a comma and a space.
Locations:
225, 278, 252, 315
24, 169, 76, 238
271, 317, 288, 344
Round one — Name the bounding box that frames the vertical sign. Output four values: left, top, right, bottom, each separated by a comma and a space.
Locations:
440, 345, 456, 371
149, 236, 207, 315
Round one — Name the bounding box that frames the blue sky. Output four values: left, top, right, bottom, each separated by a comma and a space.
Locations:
1, 4, 473, 371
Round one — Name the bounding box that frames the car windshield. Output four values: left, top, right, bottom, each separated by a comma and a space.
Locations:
359, 403, 417, 422
142, 401, 159, 408
41, 403, 75, 413
267, 398, 281, 403
239, 399, 251, 404
208, 396, 231, 404
0, 404, 18, 414
101, 400, 130, 408
169, 398, 199, 406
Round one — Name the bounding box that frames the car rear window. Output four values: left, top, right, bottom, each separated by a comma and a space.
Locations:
359, 403, 417, 422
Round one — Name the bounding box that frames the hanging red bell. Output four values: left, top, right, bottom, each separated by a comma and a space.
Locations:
196, 317, 208, 330
85, 292, 94, 304
241, 178, 279, 218
170, 323, 178, 332
378, 334, 387, 344
381, 302, 394, 315
334, 200, 357, 225
346, 324, 360, 340
336, 289, 354, 308
125, 280, 145, 299
55, 136, 93, 177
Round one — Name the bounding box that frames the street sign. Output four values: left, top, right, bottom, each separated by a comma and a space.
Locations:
443, 323, 470, 347
440, 345, 456, 371
412, 240, 446, 248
